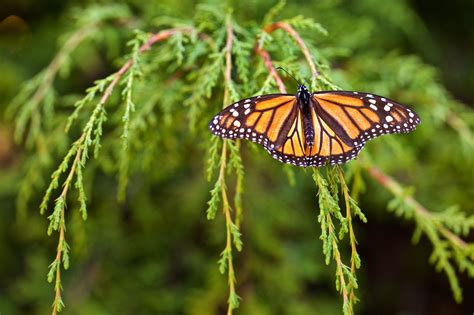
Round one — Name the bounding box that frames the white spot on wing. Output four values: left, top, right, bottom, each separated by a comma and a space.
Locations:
233, 120, 241, 127
385, 115, 393, 122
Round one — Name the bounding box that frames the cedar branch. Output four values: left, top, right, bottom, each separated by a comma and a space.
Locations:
48, 27, 194, 314
365, 165, 468, 251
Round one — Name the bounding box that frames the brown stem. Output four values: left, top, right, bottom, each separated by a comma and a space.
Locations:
223, 20, 234, 105
264, 22, 318, 77
224, 24, 233, 85
254, 46, 287, 94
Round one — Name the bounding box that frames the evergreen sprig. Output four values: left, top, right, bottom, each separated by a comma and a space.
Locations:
117, 30, 148, 201
205, 16, 244, 314
14, 12, 199, 312
313, 168, 365, 315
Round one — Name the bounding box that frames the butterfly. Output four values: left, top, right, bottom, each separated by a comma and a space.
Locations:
208, 84, 420, 167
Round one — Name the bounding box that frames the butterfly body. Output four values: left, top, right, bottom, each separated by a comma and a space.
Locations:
209, 85, 420, 167
297, 85, 315, 149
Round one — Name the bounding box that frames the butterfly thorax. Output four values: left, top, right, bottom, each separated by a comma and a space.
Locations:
297, 85, 315, 150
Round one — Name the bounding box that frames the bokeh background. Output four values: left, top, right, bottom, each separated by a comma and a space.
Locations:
0, 0, 473, 314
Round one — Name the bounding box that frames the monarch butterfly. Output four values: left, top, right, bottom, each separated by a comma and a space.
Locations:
208, 84, 420, 167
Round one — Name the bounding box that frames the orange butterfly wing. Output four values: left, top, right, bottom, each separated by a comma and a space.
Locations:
283, 91, 420, 166
209, 94, 298, 150
209, 91, 420, 167
313, 91, 420, 145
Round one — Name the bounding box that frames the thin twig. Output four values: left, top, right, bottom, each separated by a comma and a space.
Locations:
264, 22, 318, 77
254, 46, 287, 93
224, 24, 233, 85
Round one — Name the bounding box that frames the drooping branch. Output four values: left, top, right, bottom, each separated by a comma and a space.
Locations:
45, 26, 196, 315
365, 165, 469, 251
364, 164, 473, 301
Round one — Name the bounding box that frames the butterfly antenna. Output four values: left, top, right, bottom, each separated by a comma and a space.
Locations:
276, 67, 302, 86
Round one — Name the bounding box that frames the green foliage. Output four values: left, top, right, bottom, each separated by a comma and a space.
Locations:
1, 1, 473, 315
313, 168, 366, 314
385, 176, 474, 303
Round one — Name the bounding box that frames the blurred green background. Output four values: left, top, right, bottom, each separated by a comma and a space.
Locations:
0, 0, 473, 314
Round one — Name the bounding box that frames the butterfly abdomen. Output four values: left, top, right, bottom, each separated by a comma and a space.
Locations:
302, 113, 314, 149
